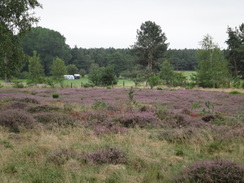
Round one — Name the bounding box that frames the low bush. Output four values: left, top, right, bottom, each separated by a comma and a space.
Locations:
52, 93, 59, 98
47, 148, 77, 166
33, 112, 76, 127
229, 90, 242, 95
175, 159, 244, 183
28, 105, 61, 113
19, 97, 39, 104
85, 147, 127, 165
12, 81, 25, 88
91, 100, 108, 110
117, 112, 159, 128
93, 122, 127, 136
83, 83, 95, 88
0, 109, 35, 132
4, 102, 28, 110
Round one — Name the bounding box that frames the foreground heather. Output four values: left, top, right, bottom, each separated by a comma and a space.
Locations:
0, 88, 243, 182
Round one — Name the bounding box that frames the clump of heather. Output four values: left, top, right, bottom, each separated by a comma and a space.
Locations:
93, 122, 127, 136
4, 102, 28, 110
91, 100, 108, 110
175, 159, 244, 183
47, 148, 77, 166
211, 125, 244, 141
0, 109, 35, 132
85, 147, 127, 165
19, 97, 39, 104
156, 127, 214, 144
117, 112, 159, 128
33, 112, 76, 127
28, 105, 61, 113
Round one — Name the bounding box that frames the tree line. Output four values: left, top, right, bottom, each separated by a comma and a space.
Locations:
0, 1, 243, 88
20, 27, 199, 76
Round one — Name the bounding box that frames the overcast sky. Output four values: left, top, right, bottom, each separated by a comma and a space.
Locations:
35, 0, 243, 49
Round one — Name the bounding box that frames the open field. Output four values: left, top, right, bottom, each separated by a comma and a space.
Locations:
0, 78, 136, 89
0, 88, 243, 182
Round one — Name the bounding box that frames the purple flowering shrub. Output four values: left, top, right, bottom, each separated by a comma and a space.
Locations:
33, 112, 76, 127
18, 97, 39, 104
117, 112, 159, 128
0, 109, 35, 132
93, 122, 127, 136
47, 148, 77, 166
85, 147, 127, 165
175, 159, 244, 183
4, 102, 28, 110
28, 105, 61, 113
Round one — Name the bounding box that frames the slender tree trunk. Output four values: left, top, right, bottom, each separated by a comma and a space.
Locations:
147, 59, 153, 70
147, 52, 153, 70
4, 54, 8, 82
234, 60, 238, 77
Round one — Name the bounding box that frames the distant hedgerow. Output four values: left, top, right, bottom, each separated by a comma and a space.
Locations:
175, 159, 244, 183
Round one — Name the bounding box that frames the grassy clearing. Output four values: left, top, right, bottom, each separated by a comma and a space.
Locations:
0, 77, 136, 89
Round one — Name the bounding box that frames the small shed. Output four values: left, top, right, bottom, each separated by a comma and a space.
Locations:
74, 74, 81, 79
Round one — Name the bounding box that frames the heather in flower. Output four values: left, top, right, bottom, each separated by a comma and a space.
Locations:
85, 147, 127, 165
93, 122, 127, 136
117, 111, 159, 128
47, 148, 77, 166
33, 112, 76, 127
0, 109, 35, 132
175, 159, 244, 183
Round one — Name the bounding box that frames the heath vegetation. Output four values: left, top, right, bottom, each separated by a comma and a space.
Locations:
0, 87, 243, 182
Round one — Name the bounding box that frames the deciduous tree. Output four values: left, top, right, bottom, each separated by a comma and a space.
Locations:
197, 35, 230, 88
28, 51, 44, 84
0, 0, 42, 81
50, 57, 67, 86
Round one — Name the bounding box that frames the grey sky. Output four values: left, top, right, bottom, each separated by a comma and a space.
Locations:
35, 0, 243, 49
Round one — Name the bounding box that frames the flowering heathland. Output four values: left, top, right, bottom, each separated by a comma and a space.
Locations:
0, 88, 243, 182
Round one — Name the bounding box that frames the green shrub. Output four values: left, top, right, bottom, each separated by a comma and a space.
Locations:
91, 100, 108, 110
147, 76, 161, 89
83, 83, 95, 88
229, 90, 242, 95
12, 81, 25, 88
52, 93, 59, 98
